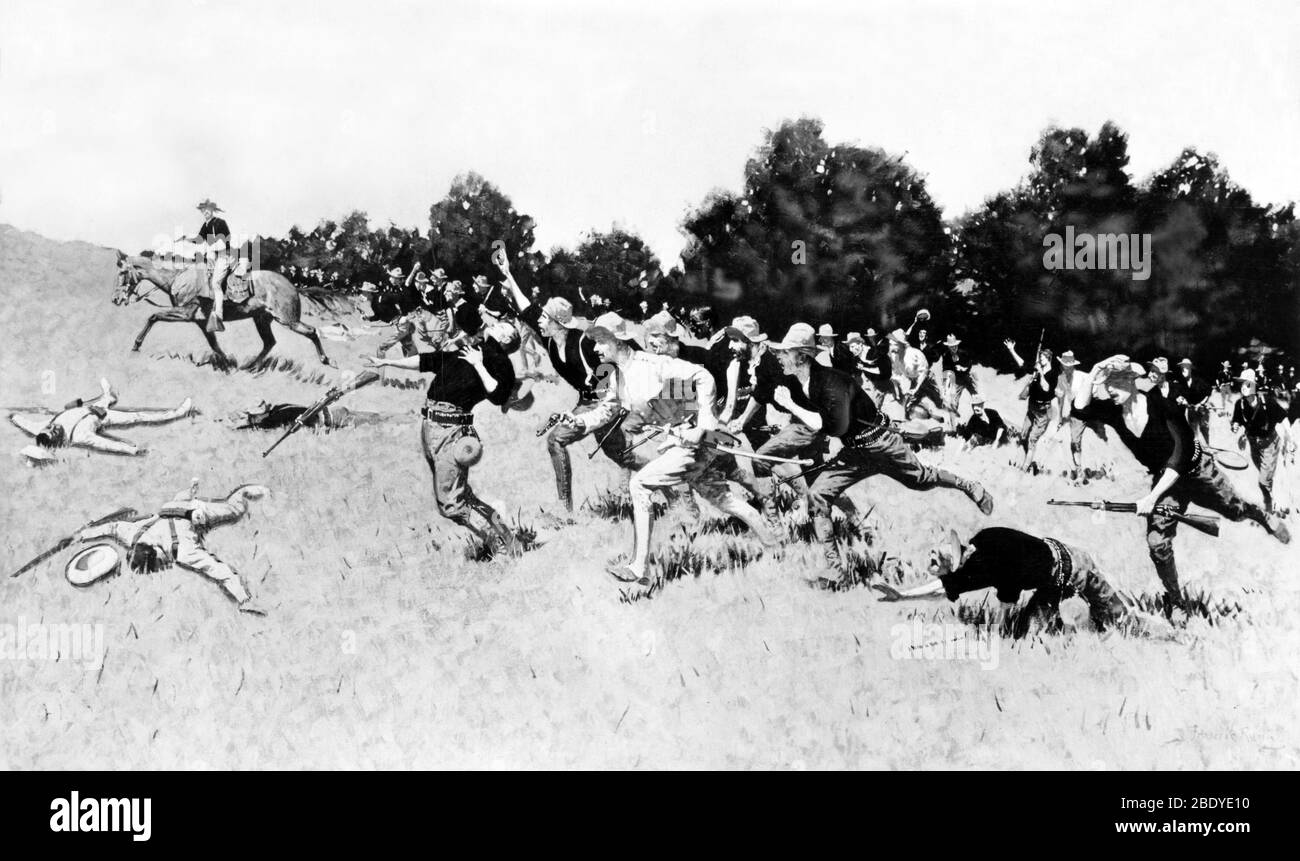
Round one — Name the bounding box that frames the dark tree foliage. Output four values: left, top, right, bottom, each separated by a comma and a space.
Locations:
954, 125, 1298, 369
678, 117, 953, 335
428, 172, 541, 285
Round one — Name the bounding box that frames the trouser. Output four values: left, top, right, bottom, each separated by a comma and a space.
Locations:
376, 317, 417, 358
807, 430, 968, 544
1021, 400, 1052, 453
1186, 405, 1210, 444
1067, 416, 1108, 465
1147, 451, 1271, 602
1017, 540, 1131, 637
207, 255, 245, 332
546, 397, 623, 511
1248, 433, 1280, 511
628, 435, 774, 548
420, 412, 512, 546
64, 402, 191, 455
943, 369, 978, 409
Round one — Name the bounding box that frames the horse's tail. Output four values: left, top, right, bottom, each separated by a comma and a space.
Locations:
252, 271, 302, 325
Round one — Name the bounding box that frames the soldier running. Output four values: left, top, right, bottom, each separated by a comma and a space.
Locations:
367, 320, 523, 555
1231, 368, 1289, 514
766, 324, 994, 573
1072, 355, 1290, 609
497, 256, 628, 514
561, 313, 777, 585
1004, 337, 1060, 471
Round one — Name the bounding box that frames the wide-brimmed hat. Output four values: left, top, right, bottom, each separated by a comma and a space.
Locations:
586, 311, 637, 343
886, 328, 909, 346
196, 198, 223, 212
1236, 369, 1259, 385
768, 323, 818, 354
1057, 350, 1081, 367
66, 543, 121, 587
971, 394, 987, 406
845, 331, 865, 345
865, 327, 878, 338
943, 334, 961, 347
387, 267, 403, 278
1092, 355, 1146, 385
643, 310, 681, 338
541, 297, 583, 329
816, 324, 837, 338
724, 316, 767, 343
1178, 358, 1194, 367
1147, 357, 1169, 375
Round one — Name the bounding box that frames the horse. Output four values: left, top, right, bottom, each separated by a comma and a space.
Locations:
112, 252, 331, 369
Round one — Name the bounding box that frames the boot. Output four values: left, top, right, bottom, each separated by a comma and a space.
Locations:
942, 471, 994, 515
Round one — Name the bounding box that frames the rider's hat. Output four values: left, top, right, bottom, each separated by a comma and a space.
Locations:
196, 199, 223, 212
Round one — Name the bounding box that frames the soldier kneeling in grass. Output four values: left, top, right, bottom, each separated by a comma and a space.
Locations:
873, 527, 1174, 639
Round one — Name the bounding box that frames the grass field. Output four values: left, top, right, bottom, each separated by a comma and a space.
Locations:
1, 223, 1297, 769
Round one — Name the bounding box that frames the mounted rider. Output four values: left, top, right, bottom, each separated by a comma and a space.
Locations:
187, 199, 248, 333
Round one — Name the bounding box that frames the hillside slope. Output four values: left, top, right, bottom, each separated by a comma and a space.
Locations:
1, 224, 1297, 769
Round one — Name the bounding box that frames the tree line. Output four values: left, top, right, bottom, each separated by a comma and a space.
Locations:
251, 116, 1298, 369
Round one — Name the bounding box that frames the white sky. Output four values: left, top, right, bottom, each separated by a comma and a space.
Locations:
1, 0, 1296, 266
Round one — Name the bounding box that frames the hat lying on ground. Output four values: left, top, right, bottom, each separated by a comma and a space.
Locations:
66, 543, 121, 587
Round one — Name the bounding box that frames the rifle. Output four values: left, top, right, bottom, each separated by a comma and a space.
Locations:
11, 507, 138, 578
262, 370, 381, 457
646, 424, 815, 467
1047, 499, 1220, 538
589, 407, 629, 459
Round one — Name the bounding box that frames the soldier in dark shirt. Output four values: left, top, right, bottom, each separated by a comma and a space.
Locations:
1004, 338, 1061, 471
367, 321, 522, 556
956, 395, 1007, 448
938, 334, 977, 410
498, 258, 627, 513
1073, 356, 1289, 607
227, 401, 384, 431
720, 322, 826, 517
1231, 368, 1288, 513
188, 199, 235, 333
1213, 360, 1235, 414
874, 528, 1170, 639
1172, 358, 1213, 444
815, 325, 858, 373
767, 324, 993, 572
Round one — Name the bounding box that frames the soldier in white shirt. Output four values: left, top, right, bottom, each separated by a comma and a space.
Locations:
562, 313, 777, 584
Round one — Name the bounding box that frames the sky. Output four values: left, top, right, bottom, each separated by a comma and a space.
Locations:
1, 0, 1297, 266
